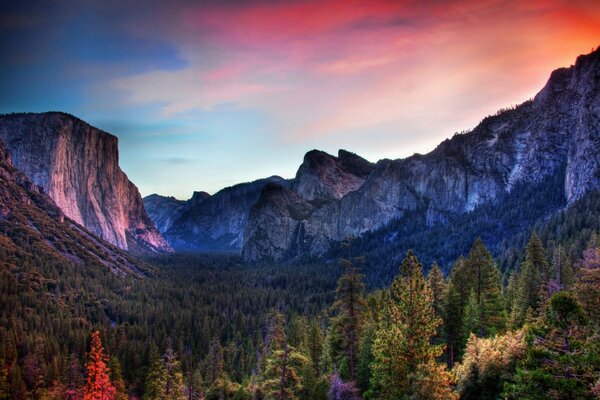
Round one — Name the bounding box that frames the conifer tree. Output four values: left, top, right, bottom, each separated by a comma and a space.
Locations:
259, 312, 309, 400
307, 319, 324, 378
444, 257, 471, 367
329, 250, 367, 382
143, 345, 166, 400
108, 358, 127, 400
574, 237, 600, 324
427, 263, 445, 321
83, 331, 115, 400
513, 233, 549, 326
206, 338, 224, 388
63, 353, 83, 400
461, 290, 481, 343
368, 251, 447, 399
164, 341, 186, 400
464, 239, 506, 336
504, 292, 600, 399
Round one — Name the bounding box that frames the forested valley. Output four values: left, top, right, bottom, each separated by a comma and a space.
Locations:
2, 189, 600, 399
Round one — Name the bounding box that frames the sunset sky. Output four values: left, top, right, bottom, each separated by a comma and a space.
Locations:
1, 0, 599, 198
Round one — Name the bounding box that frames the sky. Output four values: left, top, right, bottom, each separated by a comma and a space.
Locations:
1, 0, 599, 199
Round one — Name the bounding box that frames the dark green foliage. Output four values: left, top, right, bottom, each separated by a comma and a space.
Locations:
503, 292, 600, 399
327, 170, 567, 288
329, 248, 367, 382
513, 233, 550, 326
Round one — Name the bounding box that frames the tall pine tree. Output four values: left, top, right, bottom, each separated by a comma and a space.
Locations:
329, 244, 367, 382
513, 233, 549, 326
368, 251, 450, 399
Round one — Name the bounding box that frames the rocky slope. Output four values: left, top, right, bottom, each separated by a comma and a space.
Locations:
242, 46, 600, 261
0, 140, 146, 276
0, 112, 171, 253
155, 176, 288, 251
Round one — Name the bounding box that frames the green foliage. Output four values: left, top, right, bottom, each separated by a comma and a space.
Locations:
503, 292, 600, 399
368, 251, 446, 399
513, 233, 550, 327
329, 251, 367, 382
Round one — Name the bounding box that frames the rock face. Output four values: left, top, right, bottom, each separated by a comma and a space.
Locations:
0, 140, 145, 275
152, 176, 288, 251
242, 46, 600, 261
0, 112, 171, 253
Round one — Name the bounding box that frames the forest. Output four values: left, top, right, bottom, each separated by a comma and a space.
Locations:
2, 193, 600, 399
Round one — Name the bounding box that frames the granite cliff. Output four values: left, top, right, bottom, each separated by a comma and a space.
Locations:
242, 46, 600, 260
0, 140, 146, 275
147, 177, 288, 251
0, 112, 171, 253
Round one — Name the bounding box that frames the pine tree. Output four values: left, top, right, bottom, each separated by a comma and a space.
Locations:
461, 290, 481, 343
444, 257, 471, 367
513, 233, 549, 326
83, 331, 115, 400
504, 292, 600, 399
427, 263, 445, 321
464, 239, 506, 336
143, 345, 166, 400
329, 252, 367, 382
63, 353, 83, 400
164, 341, 185, 400
206, 338, 224, 387
259, 312, 309, 400
368, 251, 446, 399
108, 358, 127, 400
307, 319, 324, 378
574, 238, 600, 324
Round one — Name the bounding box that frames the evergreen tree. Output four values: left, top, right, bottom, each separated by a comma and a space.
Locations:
427, 263, 445, 321
207, 338, 224, 387
504, 292, 600, 399
63, 353, 83, 400
464, 239, 506, 337
444, 257, 470, 367
164, 341, 186, 400
574, 238, 600, 324
307, 319, 324, 378
513, 233, 549, 326
368, 251, 447, 399
143, 345, 166, 400
83, 331, 116, 400
461, 290, 481, 343
550, 245, 574, 293
329, 252, 367, 382
259, 312, 309, 400
108, 358, 127, 400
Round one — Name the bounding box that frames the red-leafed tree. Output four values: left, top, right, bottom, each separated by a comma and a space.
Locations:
84, 331, 116, 400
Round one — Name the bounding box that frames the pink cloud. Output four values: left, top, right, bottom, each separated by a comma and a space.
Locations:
108, 0, 600, 157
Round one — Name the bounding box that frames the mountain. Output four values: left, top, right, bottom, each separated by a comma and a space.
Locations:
0, 140, 145, 276
0, 112, 171, 253
242, 46, 600, 261
148, 176, 288, 251
143, 190, 210, 233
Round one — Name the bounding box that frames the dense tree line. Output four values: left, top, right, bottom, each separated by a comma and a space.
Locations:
2, 198, 600, 398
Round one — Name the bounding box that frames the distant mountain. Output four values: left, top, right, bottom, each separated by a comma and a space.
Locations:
141, 47, 600, 262
0, 112, 171, 253
0, 140, 145, 276
242, 47, 600, 261
145, 177, 288, 251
